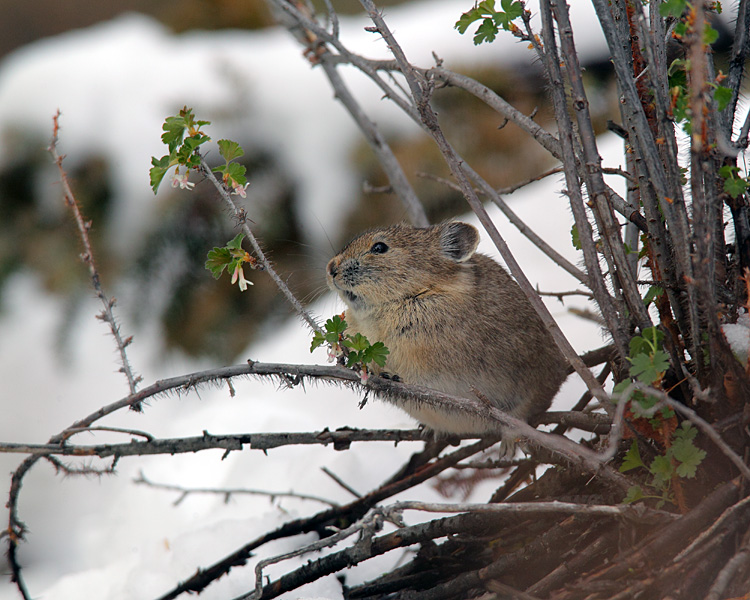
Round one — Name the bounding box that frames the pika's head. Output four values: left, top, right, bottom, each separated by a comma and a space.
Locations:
326, 222, 480, 311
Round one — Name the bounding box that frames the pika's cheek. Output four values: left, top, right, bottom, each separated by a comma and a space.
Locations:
335, 259, 364, 288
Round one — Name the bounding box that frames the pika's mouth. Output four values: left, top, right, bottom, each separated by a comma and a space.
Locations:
343, 290, 359, 304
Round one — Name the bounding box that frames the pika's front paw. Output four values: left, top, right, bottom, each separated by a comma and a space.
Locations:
379, 371, 401, 382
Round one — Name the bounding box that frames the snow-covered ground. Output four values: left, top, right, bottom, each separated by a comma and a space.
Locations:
0, 2, 626, 598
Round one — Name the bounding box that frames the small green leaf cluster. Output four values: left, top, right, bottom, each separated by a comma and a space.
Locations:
667, 60, 731, 134
570, 224, 582, 251
613, 327, 673, 423
719, 165, 749, 200
343, 333, 389, 369
620, 422, 707, 507
628, 327, 670, 385
150, 107, 211, 193
214, 139, 248, 193
310, 315, 349, 352
205, 233, 248, 279
660, 0, 722, 19
311, 315, 389, 371
205, 233, 255, 290
149, 107, 248, 196
662, 2, 729, 134
455, 0, 524, 45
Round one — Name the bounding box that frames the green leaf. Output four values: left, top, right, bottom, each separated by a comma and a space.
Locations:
226, 233, 245, 250
649, 454, 674, 486
620, 441, 646, 473
659, 0, 687, 18
218, 139, 245, 162
719, 165, 739, 178
703, 23, 719, 45
149, 155, 173, 194
363, 341, 389, 367
671, 437, 706, 478
571, 224, 582, 250
629, 351, 670, 384
205, 246, 232, 279
612, 379, 634, 401
623, 485, 645, 504
325, 315, 348, 335
183, 133, 209, 152
161, 115, 188, 151
714, 86, 732, 112
673, 421, 697, 442
474, 18, 499, 45
310, 331, 326, 352
204, 234, 246, 279
343, 332, 370, 353
630, 391, 658, 419
225, 162, 248, 186
455, 7, 483, 33
642, 286, 663, 307
501, 0, 523, 20
724, 176, 748, 199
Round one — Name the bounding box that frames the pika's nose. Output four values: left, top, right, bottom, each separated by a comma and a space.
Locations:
327, 258, 338, 278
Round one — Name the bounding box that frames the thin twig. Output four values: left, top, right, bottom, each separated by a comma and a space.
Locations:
321, 466, 362, 498
198, 155, 321, 334
48, 111, 141, 397
134, 472, 339, 507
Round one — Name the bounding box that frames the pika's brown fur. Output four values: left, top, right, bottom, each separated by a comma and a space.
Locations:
326, 222, 568, 436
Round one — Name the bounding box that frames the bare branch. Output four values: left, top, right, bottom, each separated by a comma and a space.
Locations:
0, 428, 426, 459
134, 472, 340, 507
240, 499, 676, 600
48, 112, 141, 397
552, 0, 653, 334
321, 466, 362, 498
154, 437, 499, 600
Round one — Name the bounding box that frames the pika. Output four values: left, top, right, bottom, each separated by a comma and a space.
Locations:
326, 221, 568, 437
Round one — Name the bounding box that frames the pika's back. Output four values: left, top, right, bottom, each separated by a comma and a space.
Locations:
326, 221, 568, 434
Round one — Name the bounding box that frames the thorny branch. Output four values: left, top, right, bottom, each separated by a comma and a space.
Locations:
198, 155, 322, 334
134, 472, 341, 507
48, 111, 141, 398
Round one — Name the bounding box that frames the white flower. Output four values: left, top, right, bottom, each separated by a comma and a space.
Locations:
231, 182, 249, 197
326, 344, 342, 363
360, 368, 370, 385
171, 168, 195, 190
231, 263, 253, 291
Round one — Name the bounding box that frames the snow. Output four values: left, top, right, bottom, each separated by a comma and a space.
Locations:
0, 1, 630, 598
722, 314, 750, 365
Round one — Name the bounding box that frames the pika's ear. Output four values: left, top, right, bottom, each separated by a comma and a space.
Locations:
439, 222, 479, 262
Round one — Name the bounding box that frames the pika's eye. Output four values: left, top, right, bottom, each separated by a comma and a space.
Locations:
370, 242, 389, 254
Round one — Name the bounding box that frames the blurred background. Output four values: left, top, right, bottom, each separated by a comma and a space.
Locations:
0, 0, 597, 363
0, 1, 740, 598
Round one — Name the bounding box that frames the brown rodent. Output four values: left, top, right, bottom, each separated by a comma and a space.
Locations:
326, 221, 568, 437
